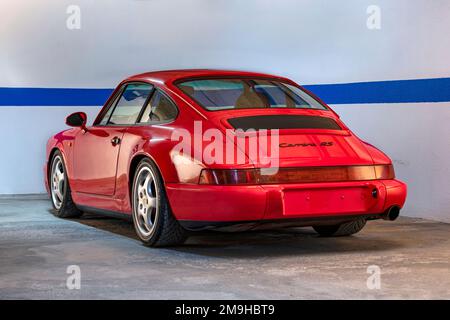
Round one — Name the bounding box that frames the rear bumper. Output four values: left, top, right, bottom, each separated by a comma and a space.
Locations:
166, 179, 407, 229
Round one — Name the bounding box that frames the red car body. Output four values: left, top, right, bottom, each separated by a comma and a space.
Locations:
45, 69, 406, 234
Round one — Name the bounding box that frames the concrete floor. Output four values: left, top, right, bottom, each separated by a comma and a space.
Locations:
0, 198, 449, 299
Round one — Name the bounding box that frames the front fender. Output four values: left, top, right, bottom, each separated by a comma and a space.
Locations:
44, 129, 78, 193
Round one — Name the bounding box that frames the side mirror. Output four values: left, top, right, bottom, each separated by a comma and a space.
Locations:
66, 112, 87, 129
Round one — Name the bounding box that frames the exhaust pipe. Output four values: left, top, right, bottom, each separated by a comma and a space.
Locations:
382, 206, 400, 221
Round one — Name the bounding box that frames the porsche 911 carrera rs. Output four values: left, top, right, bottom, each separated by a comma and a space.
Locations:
45, 69, 407, 246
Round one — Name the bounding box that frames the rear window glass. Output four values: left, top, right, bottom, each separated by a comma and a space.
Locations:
177, 78, 327, 111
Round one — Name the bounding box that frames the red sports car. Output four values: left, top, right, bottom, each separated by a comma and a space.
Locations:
45, 69, 407, 246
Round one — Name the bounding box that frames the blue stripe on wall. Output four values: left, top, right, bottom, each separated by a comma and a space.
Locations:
0, 77, 449, 106
304, 77, 450, 104
0, 88, 113, 106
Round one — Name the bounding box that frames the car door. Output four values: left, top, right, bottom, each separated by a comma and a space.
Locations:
72, 82, 154, 196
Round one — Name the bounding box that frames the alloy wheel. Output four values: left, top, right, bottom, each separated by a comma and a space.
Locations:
133, 166, 159, 237
51, 156, 65, 209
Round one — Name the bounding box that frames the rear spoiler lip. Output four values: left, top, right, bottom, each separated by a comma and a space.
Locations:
224, 114, 345, 132
220, 122, 351, 136
222, 127, 351, 136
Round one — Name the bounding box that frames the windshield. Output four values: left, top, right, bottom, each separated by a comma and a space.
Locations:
176, 78, 328, 111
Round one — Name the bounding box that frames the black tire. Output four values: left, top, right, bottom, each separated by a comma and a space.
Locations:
49, 151, 82, 218
313, 218, 366, 237
131, 158, 187, 247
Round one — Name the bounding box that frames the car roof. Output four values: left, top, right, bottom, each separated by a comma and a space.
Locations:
124, 69, 292, 85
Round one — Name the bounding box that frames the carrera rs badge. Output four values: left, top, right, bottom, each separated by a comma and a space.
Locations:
279, 142, 334, 148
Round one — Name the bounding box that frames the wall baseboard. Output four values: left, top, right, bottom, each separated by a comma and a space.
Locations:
0, 193, 48, 200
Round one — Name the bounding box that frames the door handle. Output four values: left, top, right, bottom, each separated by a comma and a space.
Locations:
111, 136, 121, 146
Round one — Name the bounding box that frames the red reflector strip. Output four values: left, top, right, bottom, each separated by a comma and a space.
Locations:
198, 165, 395, 185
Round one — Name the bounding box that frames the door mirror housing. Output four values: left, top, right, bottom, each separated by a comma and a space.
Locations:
66, 112, 87, 129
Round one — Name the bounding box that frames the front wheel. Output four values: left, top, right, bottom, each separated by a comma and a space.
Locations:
313, 218, 366, 237
131, 159, 187, 247
50, 151, 82, 218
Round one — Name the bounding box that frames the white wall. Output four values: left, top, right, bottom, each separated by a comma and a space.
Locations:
334, 103, 450, 222
1, 0, 449, 221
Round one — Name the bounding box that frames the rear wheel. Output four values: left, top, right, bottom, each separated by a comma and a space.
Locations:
131, 158, 187, 247
313, 218, 366, 237
50, 151, 82, 218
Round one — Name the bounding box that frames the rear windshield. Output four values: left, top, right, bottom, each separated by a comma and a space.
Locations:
176, 78, 328, 111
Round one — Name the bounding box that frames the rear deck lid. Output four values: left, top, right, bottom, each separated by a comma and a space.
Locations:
223, 114, 373, 167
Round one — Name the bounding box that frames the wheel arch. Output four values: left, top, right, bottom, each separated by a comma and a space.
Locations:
47, 147, 64, 181
47, 146, 75, 191
128, 152, 166, 205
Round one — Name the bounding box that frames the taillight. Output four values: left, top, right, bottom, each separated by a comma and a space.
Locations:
198, 168, 257, 185
374, 164, 395, 179
198, 164, 395, 185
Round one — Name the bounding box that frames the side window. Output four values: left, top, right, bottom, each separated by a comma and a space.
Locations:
108, 83, 153, 125
138, 90, 178, 124
99, 90, 121, 125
